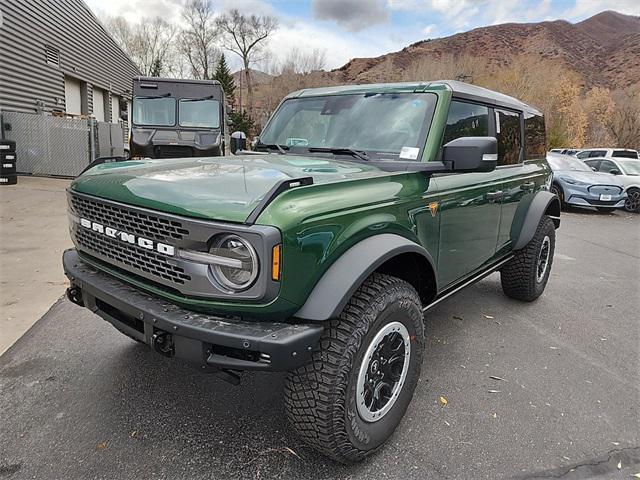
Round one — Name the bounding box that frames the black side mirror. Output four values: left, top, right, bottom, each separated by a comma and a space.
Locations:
230, 131, 247, 154
442, 136, 498, 173
609, 169, 621, 175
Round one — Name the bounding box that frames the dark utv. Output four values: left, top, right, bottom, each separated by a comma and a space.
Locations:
64, 81, 560, 462
130, 77, 228, 159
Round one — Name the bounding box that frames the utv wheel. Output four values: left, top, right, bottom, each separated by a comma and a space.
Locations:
284, 273, 424, 463
624, 188, 640, 213
501, 215, 555, 302
596, 207, 616, 213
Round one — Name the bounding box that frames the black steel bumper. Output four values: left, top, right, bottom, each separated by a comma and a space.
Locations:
62, 249, 323, 372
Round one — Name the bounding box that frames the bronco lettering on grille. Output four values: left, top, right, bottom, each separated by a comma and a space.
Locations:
79, 218, 175, 256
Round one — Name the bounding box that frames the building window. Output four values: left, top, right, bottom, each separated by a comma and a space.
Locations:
45, 46, 60, 67
93, 87, 106, 122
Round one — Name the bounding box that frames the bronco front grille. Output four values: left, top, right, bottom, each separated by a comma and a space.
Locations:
75, 227, 191, 284
70, 194, 190, 243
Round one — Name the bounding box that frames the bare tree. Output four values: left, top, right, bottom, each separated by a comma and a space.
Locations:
277, 47, 327, 75
606, 88, 640, 148
216, 9, 278, 114
180, 0, 220, 79
104, 16, 177, 76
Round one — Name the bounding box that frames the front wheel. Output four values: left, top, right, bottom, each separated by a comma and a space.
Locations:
624, 188, 640, 213
284, 273, 424, 463
501, 215, 556, 302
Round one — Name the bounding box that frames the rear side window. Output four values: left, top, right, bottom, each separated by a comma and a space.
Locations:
495, 109, 522, 165
598, 160, 618, 173
524, 113, 545, 159
589, 150, 606, 157
612, 150, 638, 159
584, 160, 600, 170
442, 101, 489, 145
576, 151, 590, 159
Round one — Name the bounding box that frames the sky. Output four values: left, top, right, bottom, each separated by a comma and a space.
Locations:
85, 0, 640, 71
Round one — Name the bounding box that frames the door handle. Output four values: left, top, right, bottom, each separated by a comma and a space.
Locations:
486, 191, 503, 203
522, 181, 535, 192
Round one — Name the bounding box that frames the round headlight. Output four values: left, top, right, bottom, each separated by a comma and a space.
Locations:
209, 234, 259, 291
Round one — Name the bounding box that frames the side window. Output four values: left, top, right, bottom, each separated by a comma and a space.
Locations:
524, 113, 545, 159
598, 160, 617, 173
495, 109, 522, 166
442, 101, 489, 145
584, 160, 600, 171
589, 150, 606, 158
576, 151, 590, 159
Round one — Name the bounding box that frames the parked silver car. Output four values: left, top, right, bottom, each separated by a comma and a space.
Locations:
547, 154, 626, 213
583, 157, 640, 213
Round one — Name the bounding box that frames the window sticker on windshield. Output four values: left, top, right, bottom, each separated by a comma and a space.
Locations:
399, 147, 420, 160
286, 138, 309, 147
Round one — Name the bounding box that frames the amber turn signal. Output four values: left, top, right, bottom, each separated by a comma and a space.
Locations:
271, 244, 281, 281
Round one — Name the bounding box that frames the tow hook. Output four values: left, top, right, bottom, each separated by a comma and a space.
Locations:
152, 332, 174, 357
66, 286, 84, 307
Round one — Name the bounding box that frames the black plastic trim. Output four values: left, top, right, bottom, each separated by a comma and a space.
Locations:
245, 176, 314, 224
294, 234, 437, 321
63, 249, 323, 371
511, 191, 560, 250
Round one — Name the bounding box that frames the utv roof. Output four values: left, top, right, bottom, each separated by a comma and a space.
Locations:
287, 80, 542, 116
134, 76, 221, 85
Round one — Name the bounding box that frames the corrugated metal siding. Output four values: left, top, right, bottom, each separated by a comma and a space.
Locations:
0, 0, 141, 114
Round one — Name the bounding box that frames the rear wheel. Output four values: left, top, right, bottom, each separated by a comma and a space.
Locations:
501, 215, 556, 302
624, 188, 640, 213
284, 273, 424, 463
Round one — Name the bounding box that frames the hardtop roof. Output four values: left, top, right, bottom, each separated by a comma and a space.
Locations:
134, 76, 221, 86
287, 80, 542, 116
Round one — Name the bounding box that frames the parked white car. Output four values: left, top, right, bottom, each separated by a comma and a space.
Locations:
583, 157, 640, 212
576, 148, 639, 160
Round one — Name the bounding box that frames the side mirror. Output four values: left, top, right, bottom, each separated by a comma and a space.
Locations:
230, 131, 247, 154
609, 169, 621, 175
442, 136, 498, 173
591, 167, 597, 172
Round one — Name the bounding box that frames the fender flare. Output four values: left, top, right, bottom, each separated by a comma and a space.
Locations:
294, 233, 436, 322
511, 191, 561, 250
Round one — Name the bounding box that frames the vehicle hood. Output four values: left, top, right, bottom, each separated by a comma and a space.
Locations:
555, 170, 625, 186
71, 155, 388, 223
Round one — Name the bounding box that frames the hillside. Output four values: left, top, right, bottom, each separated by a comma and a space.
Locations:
329, 10, 640, 89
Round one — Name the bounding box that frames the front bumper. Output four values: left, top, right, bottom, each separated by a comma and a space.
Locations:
62, 249, 322, 371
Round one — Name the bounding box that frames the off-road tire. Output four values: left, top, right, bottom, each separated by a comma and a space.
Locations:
284, 273, 424, 463
596, 207, 616, 213
501, 215, 555, 302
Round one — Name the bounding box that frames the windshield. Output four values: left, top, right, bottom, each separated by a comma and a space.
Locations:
547, 155, 592, 172
133, 96, 175, 126
618, 160, 640, 175
259, 93, 437, 159
179, 98, 220, 128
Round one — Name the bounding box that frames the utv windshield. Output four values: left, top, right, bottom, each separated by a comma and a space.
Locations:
179, 98, 220, 128
133, 96, 176, 126
258, 93, 437, 159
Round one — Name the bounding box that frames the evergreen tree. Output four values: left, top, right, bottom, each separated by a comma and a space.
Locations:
150, 58, 163, 77
214, 54, 236, 105
229, 110, 254, 135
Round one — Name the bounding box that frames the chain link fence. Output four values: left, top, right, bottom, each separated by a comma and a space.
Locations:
1, 111, 125, 177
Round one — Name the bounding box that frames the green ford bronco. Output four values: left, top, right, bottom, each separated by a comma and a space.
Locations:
63, 80, 560, 462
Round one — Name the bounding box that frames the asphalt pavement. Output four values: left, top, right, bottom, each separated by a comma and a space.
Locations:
1, 209, 639, 479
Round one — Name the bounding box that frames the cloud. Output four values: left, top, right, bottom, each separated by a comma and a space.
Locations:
563, 0, 640, 19
311, 0, 390, 31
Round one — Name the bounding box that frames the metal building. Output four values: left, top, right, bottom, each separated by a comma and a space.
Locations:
0, 0, 141, 175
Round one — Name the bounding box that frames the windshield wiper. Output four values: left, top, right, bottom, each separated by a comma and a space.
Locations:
307, 147, 370, 162
138, 93, 171, 99
182, 95, 215, 102
258, 143, 289, 154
